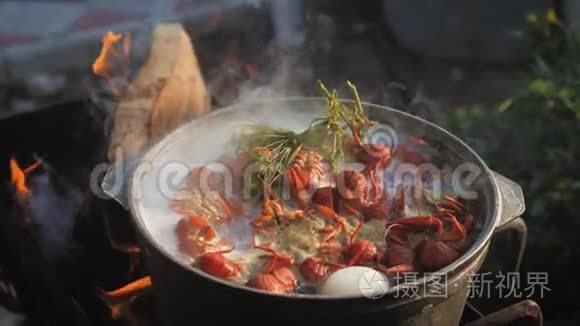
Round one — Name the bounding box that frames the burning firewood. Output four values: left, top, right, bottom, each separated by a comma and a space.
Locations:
95, 23, 211, 163
90, 25, 212, 322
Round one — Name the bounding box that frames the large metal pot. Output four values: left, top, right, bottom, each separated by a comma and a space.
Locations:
126, 98, 526, 324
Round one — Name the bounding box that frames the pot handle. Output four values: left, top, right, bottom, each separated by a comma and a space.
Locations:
493, 171, 525, 228
98, 156, 142, 210
491, 171, 527, 272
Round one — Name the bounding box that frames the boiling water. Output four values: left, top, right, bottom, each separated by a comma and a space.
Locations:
133, 104, 321, 263
131, 99, 467, 286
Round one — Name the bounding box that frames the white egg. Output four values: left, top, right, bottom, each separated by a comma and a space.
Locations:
318, 266, 390, 298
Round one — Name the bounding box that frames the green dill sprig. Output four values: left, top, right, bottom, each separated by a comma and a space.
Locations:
233, 80, 375, 194
316, 80, 346, 172
235, 125, 301, 187
346, 80, 371, 126
313, 80, 374, 171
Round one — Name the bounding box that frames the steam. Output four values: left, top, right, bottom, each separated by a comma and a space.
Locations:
236, 52, 313, 103
235, 0, 314, 104
133, 93, 321, 257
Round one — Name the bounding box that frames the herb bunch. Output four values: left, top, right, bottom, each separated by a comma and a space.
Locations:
235, 80, 373, 193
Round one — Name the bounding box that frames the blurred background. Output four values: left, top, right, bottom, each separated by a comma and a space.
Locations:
1, 0, 579, 325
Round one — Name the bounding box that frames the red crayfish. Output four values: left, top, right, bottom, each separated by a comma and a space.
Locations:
307, 170, 372, 243
299, 256, 344, 283
299, 227, 376, 284
246, 266, 298, 294
383, 196, 475, 271
349, 126, 392, 202
198, 247, 244, 279
250, 196, 305, 233
320, 217, 378, 268
348, 121, 428, 202
287, 148, 325, 209
311, 172, 406, 225
380, 244, 416, 275
245, 241, 298, 293
175, 214, 218, 257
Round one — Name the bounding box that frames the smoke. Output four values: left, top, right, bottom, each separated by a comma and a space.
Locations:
27, 173, 83, 262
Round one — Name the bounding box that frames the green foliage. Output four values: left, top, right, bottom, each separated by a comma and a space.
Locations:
444, 10, 580, 317
502, 10, 580, 117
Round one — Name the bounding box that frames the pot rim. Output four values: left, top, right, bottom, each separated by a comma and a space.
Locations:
128, 97, 502, 300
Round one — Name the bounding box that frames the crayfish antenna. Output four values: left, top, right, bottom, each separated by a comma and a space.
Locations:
217, 196, 234, 221
215, 245, 236, 255
349, 217, 365, 244
320, 226, 340, 244
436, 217, 444, 237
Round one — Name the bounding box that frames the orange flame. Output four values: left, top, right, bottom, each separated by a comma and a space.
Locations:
9, 157, 40, 196
104, 276, 152, 298
99, 276, 152, 320
92, 31, 131, 94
